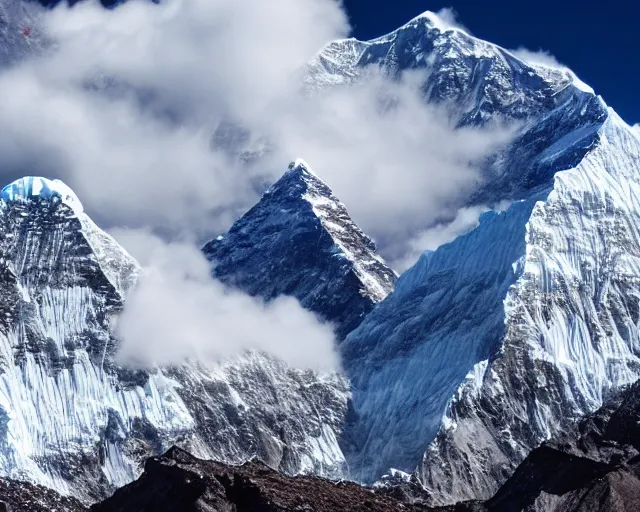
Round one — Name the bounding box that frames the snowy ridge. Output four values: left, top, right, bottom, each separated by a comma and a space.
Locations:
341, 197, 538, 484
420, 112, 640, 504
2, 177, 84, 215
0, 184, 194, 498
295, 159, 396, 302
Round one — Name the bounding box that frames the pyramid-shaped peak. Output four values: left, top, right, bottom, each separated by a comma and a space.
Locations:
204, 160, 397, 339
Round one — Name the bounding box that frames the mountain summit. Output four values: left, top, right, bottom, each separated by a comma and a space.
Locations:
204, 159, 397, 340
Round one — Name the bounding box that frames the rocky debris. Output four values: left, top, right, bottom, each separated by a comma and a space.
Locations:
91, 446, 425, 511
484, 380, 640, 511
0, 477, 86, 512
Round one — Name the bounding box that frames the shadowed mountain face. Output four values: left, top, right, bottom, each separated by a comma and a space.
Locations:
203, 160, 397, 341
90, 447, 430, 512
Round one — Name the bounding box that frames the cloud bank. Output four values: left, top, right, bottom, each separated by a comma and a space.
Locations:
0, 0, 519, 367
112, 229, 340, 371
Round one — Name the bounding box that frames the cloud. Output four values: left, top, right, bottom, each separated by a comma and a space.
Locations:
509, 47, 564, 69
0, 0, 349, 235
391, 202, 512, 271
111, 229, 340, 371
267, 69, 516, 261
433, 7, 471, 34
0, 0, 520, 369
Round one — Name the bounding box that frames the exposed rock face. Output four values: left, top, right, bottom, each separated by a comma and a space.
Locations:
203, 159, 397, 340
0, 477, 86, 512
90, 446, 430, 512
485, 380, 640, 512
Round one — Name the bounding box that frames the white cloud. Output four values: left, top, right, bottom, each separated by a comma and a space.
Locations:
0, 0, 349, 235
0, 0, 519, 366
391, 202, 512, 271
509, 47, 564, 69
112, 229, 340, 371
433, 7, 471, 34
268, 69, 516, 259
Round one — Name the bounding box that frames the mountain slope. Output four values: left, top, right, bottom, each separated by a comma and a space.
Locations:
203, 159, 397, 340
485, 380, 640, 512
0, 176, 351, 501
419, 112, 640, 504
302, 10, 640, 505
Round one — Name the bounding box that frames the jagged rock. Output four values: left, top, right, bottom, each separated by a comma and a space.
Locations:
91, 446, 434, 512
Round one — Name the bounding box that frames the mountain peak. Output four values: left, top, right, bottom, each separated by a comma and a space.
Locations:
1, 176, 84, 214
204, 160, 397, 339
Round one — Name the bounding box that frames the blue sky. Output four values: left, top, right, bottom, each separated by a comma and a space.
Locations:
343, 0, 639, 125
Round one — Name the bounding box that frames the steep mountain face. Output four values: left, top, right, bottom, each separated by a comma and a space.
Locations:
308, 12, 607, 205
0, 176, 193, 499
419, 113, 640, 504
303, 10, 640, 506
0, 176, 350, 501
486, 380, 640, 512
203, 159, 397, 340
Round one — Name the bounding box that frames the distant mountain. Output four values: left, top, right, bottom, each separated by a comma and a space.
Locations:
203, 159, 397, 340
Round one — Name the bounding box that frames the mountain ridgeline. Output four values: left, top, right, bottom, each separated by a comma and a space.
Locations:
0, 5, 639, 511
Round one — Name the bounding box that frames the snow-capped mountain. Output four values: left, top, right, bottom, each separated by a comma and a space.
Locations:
0, 4, 639, 509
203, 159, 397, 340
0, 175, 350, 501
303, 11, 640, 505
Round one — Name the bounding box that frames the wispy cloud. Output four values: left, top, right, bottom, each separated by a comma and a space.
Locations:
508, 47, 564, 69
391, 202, 512, 271
433, 7, 471, 34
112, 229, 340, 371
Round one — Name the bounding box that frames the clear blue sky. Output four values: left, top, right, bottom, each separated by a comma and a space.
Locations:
343, 0, 639, 125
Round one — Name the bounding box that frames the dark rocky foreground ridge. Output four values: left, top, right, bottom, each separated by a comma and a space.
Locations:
3, 380, 640, 511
